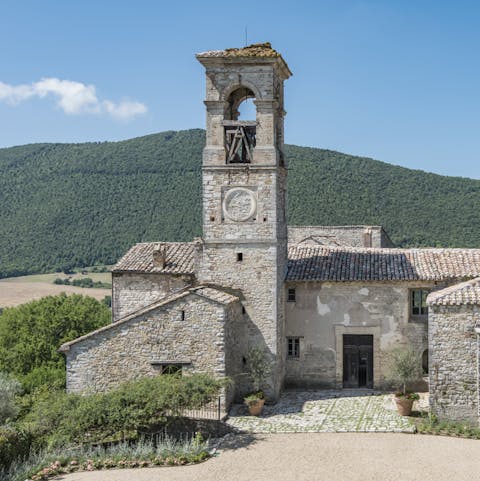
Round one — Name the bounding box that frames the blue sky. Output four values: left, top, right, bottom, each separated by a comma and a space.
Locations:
1, 0, 480, 178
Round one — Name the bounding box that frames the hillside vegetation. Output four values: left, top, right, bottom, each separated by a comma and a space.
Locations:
1, 129, 479, 278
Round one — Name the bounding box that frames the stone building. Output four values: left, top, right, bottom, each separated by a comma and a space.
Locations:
427, 279, 480, 422
61, 43, 480, 422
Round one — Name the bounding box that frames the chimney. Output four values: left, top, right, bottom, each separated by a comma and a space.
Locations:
363, 228, 372, 248
152, 244, 168, 268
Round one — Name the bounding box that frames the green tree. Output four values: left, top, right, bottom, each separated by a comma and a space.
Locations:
0, 294, 110, 390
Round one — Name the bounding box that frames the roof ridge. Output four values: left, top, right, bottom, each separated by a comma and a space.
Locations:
427, 277, 480, 306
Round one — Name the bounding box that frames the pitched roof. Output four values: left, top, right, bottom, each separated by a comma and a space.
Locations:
287, 246, 480, 282
59, 285, 239, 351
427, 278, 480, 306
113, 242, 196, 275
113, 241, 480, 283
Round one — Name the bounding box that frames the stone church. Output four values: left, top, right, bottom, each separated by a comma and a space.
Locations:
61, 43, 480, 422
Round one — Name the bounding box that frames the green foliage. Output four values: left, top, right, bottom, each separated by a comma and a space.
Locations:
416, 413, 480, 439
0, 373, 22, 423
0, 129, 479, 278
1, 434, 209, 481
53, 277, 111, 288
387, 348, 424, 395
0, 294, 110, 390
244, 347, 272, 394
102, 295, 112, 308
24, 373, 224, 448
0, 424, 32, 471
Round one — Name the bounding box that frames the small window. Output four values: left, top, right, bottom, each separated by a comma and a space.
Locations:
287, 337, 300, 358
242, 305, 246, 315
237, 252, 243, 262
287, 287, 296, 302
411, 289, 428, 318
180, 310, 185, 321
152, 363, 183, 375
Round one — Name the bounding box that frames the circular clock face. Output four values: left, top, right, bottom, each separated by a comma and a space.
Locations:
223, 188, 256, 222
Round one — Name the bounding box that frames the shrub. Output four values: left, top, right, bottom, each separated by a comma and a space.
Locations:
0, 373, 22, 423
102, 295, 112, 308
24, 373, 225, 448
72, 278, 94, 288
0, 424, 32, 470
244, 347, 271, 394
20, 367, 66, 393
0, 434, 209, 481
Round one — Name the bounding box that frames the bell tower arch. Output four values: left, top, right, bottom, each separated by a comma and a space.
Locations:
196, 43, 292, 399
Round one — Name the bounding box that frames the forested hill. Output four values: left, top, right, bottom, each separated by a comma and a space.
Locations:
1, 129, 479, 278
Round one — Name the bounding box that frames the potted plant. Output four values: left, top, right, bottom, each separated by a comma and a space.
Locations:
388, 347, 423, 416
243, 347, 271, 416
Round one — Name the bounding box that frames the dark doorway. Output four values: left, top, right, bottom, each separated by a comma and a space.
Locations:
343, 334, 373, 388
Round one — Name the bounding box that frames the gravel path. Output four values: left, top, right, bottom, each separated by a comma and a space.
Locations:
57, 433, 480, 481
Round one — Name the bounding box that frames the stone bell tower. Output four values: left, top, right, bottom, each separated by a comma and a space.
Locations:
196, 43, 292, 399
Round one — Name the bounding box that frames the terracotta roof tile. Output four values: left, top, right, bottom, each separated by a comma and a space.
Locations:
113, 242, 195, 275
287, 246, 480, 282
427, 278, 480, 306
113, 242, 480, 283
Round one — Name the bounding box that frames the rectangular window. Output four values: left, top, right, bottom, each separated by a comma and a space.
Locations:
237, 252, 243, 262
287, 287, 296, 302
411, 289, 428, 318
161, 364, 182, 375
287, 337, 300, 358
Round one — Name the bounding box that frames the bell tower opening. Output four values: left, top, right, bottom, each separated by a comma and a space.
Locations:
224, 87, 256, 164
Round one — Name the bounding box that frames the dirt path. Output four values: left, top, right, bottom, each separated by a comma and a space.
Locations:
57, 433, 480, 481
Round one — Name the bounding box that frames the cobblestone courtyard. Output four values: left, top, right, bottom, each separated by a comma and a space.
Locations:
226, 390, 424, 433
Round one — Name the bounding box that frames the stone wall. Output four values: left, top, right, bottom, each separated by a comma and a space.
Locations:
287, 226, 393, 248
429, 304, 479, 422
201, 143, 287, 402
224, 301, 248, 403
64, 294, 229, 394
285, 281, 433, 388
112, 273, 192, 321
200, 241, 286, 399
202, 168, 285, 241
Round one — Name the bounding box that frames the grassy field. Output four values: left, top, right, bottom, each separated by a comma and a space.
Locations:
0, 270, 112, 308
2, 271, 112, 284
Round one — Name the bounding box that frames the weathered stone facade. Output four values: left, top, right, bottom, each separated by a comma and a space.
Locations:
112, 272, 192, 321
61, 288, 240, 399
285, 281, 432, 388
287, 226, 393, 248
428, 305, 479, 421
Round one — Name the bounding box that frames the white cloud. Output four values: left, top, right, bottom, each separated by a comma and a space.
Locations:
0, 77, 147, 121
102, 100, 148, 120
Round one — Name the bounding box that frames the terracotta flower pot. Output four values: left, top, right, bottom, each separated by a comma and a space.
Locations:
395, 396, 414, 416
245, 397, 265, 416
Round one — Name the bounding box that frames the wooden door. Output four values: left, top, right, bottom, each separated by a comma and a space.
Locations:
343, 335, 373, 388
